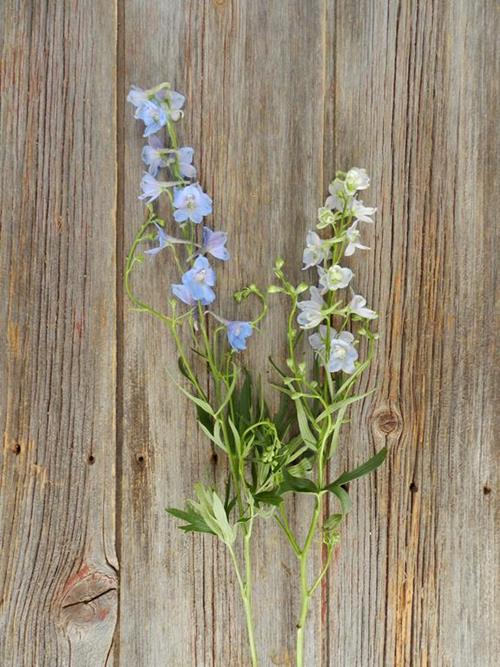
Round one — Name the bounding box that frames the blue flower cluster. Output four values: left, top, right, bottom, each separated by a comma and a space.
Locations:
128, 83, 253, 351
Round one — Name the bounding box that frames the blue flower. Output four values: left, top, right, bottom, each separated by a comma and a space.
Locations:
173, 184, 212, 224
135, 99, 168, 137
145, 223, 173, 255
171, 283, 197, 306
177, 147, 196, 179
142, 136, 169, 176
162, 89, 185, 122
139, 173, 179, 203
127, 85, 151, 109
226, 321, 253, 351
202, 226, 229, 261
181, 256, 216, 305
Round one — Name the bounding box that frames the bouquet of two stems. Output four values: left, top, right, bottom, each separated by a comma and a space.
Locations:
126, 82, 387, 666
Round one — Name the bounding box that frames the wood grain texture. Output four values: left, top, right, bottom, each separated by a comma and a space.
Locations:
0, 1, 118, 665
1, 0, 498, 665
324, 1, 499, 665
118, 2, 326, 665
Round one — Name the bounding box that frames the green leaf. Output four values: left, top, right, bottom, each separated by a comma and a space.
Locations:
253, 491, 283, 506
328, 485, 352, 514
237, 370, 252, 427
330, 447, 388, 487
316, 390, 375, 423
280, 469, 318, 494
166, 507, 216, 535
295, 400, 317, 449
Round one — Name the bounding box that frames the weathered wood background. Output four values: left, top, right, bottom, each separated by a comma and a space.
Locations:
1, 1, 498, 665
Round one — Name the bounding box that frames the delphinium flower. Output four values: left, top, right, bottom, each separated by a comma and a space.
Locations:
349, 294, 378, 319
344, 221, 369, 256
173, 184, 213, 224
145, 223, 192, 256
139, 173, 181, 203
351, 199, 376, 223
126, 82, 270, 667
143, 137, 197, 179
180, 256, 216, 304
302, 231, 331, 269
226, 321, 253, 351
267, 167, 385, 667
318, 264, 353, 292
344, 167, 370, 194
201, 226, 230, 261
296, 286, 326, 329
136, 99, 168, 137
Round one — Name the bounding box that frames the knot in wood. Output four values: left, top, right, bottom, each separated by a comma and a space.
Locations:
59, 565, 117, 627
372, 406, 403, 437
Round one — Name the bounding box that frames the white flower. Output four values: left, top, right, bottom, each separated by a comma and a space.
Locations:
325, 179, 348, 211
344, 168, 370, 195
297, 287, 325, 329
318, 264, 353, 292
351, 198, 376, 223
349, 294, 378, 319
308, 324, 329, 354
344, 221, 370, 256
302, 231, 331, 269
327, 331, 358, 373
317, 207, 336, 229
309, 326, 358, 374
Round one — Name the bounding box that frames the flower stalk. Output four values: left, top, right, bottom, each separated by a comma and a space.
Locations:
125, 82, 386, 666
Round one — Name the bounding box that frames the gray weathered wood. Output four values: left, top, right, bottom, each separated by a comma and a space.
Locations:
1, 0, 498, 665
324, 1, 499, 665
0, 1, 118, 665
119, 1, 325, 665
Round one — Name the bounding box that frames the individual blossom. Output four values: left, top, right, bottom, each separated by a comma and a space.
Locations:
318, 264, 353, 292
135, 99, 168, 137
297, 286, 326, 329
181, 256, 216, 305
176, 147, 196, 179
162, 88, 185, 121
325, 179, 348, 211
171, 283, 197, 306
308, 324, 329, 361
344, 168, 370, 195
142, 136, 169, 176
201, 227, 229, 261
173, 184, 213, 224
302, 231, 331, 269
127, 82, 170, 109
344, 221, 369, 256
139, 173, 180, 203
317, 207, 336, 229
349, 294, 378, 319
326, 330, 358, 374
145, 223, 191, 256
226, 321, 253, 351
351, 198, 376, 223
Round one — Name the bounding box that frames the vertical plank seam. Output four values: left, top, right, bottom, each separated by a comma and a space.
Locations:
321, 1, 332, 665
115, 0, 125, 664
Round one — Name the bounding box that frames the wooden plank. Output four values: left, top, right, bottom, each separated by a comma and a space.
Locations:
324, 1, 499, 665
119, 1, 326, 664
0, 2, 118, 665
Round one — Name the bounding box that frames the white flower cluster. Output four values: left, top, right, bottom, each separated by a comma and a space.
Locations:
297, 168, 378, 374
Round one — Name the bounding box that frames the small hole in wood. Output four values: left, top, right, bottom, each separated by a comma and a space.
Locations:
483, 485, 492, 495
136, 454, 145, 464
210, 452, 218, 465
13, 443, 21, 455
88, 455, 95, 465
409, 482, 418, 493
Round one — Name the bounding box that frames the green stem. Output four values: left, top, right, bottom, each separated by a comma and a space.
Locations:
228, 531, 259, 667
295, 495, 322, 667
